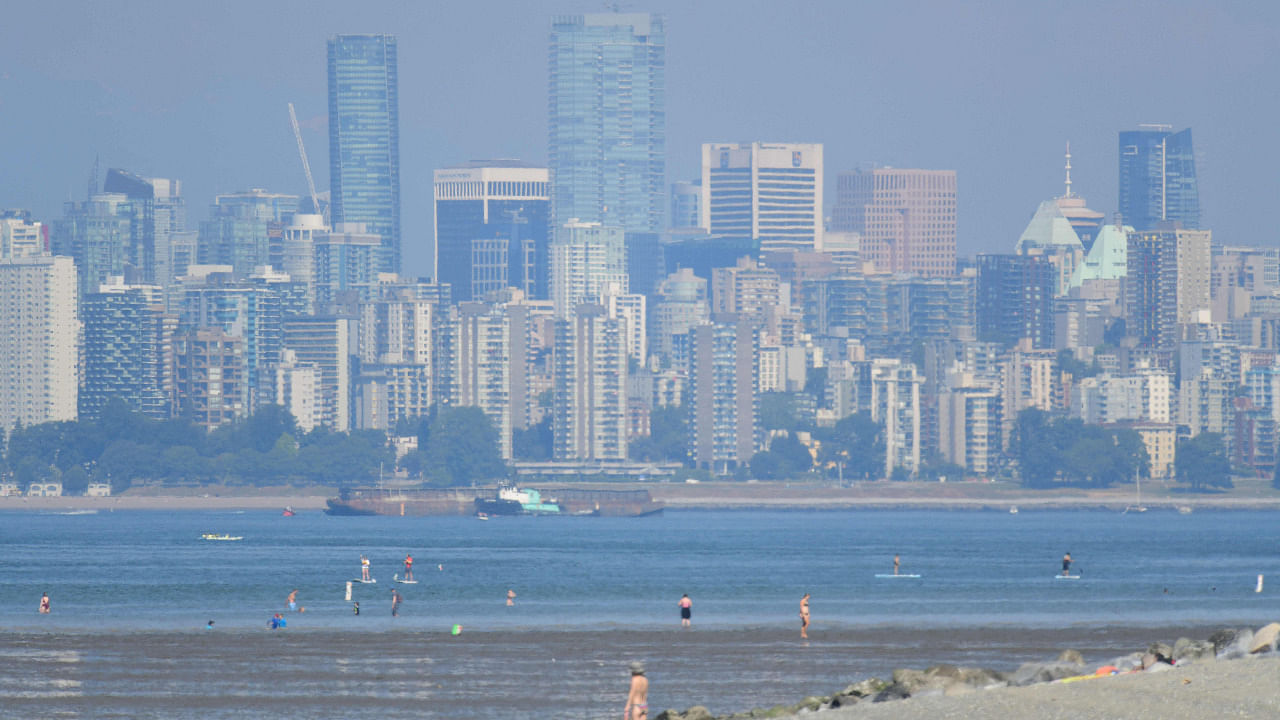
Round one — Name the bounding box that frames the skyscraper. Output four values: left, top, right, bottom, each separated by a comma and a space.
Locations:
80, 279, 175, 421
1119, 126, 1199, 231
553, 303, 627, 461
198, 188, 298, 278
549, 14, 665, 233
433, 162, 550, 302
700, 142, 823, 253
687, 317, 758, 472
831, 168, 957, 277
328, 34, 401, 274
550, 221, 627, 318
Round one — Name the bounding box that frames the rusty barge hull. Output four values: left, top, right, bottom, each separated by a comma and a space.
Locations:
325, 487, 663, 517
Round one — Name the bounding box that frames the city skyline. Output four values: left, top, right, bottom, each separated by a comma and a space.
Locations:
3, 1, 1277, 279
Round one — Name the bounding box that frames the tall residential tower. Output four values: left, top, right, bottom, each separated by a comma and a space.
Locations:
328, 34, 401, 274
549, 14, 665, 234
1118, 126, 1199, 231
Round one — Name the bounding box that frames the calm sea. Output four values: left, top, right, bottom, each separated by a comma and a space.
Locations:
0, 508, 1275, 718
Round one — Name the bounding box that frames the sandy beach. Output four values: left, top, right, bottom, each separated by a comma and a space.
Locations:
813, 654, 1280, 719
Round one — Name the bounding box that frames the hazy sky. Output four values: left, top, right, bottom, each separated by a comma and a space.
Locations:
3, 1, 1277, 277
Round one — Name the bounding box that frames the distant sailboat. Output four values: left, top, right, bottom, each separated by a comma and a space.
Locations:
1123, 473, 1147, 514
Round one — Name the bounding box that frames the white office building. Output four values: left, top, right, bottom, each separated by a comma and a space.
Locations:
701, 142, 823, 253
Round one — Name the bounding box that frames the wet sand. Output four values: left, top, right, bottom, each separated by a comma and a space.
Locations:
0, 624, 1236, 719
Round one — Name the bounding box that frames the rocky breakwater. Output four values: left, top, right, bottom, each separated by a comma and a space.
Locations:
654, 622, 1280, 720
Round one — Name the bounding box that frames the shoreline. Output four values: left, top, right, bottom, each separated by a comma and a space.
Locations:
3, 482, 1280, 512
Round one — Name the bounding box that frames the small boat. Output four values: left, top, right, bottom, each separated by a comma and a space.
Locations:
282, 507, 295, 517
476, 512, 490, 520
1009, 506, 1019, 515
1178, 506, 1193, 515
201, 533, 244, 541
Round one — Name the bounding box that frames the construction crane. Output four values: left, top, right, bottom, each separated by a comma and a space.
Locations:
288, 102, 323, 217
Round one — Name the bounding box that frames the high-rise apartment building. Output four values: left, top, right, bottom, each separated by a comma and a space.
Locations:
0, 255, 79, 432
80, 279, 175, 421
328, 34, 400, 274
831, 168, 957, 277
870, 358, 922, 476
553, 304, 627, 461
102, 169, 186, 288
700, 142, 823, 253
550, 221, 627, 318
173, 329, 245, 430
976, 254, 1055, 349
1126, 226, 1211, 348
54, 192, 135, 296
549, 14, 665, 233
1119, 126, 1199, 231
313, 223, 382, 311
284, 316, 351, 432
687, 317, 758, 472
433, 162, 550, 302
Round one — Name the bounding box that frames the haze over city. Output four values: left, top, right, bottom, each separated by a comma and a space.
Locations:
3, 0, 1278, 277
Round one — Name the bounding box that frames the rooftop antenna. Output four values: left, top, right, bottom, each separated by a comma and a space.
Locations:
288, 103, 323, 218
1063, 142, 1074, 198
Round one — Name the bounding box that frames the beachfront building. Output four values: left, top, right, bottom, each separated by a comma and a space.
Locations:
283, 316, 351, 432
0, 255, 80, 433
937, 383, 1000, 476
173, 328, 246, 430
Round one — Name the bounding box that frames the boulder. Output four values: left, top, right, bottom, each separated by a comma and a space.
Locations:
1010, 661, 1084, 686
680, 707, 714, 720
1249, 622, 1280, 653
843, 678, 887, 697
827, 693, 860, 709
1208, 628, 1239, 655
1140, 653, 1160, 670
793, 696, 824, 712
890, 668, 930, 694
653, 712, 680, 720
1056, 649, 1085, 665
871, 685, 911, 703
1147, 642, 1174, 662
1172, 637, 1215, 663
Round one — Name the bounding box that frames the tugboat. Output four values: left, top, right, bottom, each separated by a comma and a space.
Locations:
475, 485, 561, 516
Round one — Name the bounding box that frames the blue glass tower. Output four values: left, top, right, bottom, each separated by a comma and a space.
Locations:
549, 14, 665, 235
1118, 127, 1199, 231
328, 34, 401, 275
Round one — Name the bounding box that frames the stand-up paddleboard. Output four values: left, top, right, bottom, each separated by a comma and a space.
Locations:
874, 574, 922, 578
1055, 574, 1081, 580
353, 578, 377, 584
393, 574, 418, 584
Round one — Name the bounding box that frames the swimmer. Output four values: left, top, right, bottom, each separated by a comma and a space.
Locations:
287, 588, 302, 612
800, 593, 810, 639
506, 588, 517, 606
679, 594, 692, 627
391, 588, 404, 617
893, 554, 901, 576
39, 592, 50, 614
353, 601, 360, 616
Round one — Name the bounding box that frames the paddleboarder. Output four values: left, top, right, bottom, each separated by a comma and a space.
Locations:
1062, 552, 1073, 577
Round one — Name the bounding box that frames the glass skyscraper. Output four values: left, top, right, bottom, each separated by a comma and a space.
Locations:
1118, 126, 1199, 231
328, 34, 401, 275
549, 14, 665, 235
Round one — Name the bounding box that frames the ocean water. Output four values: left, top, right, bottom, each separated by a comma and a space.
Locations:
0, 508, 1276, 718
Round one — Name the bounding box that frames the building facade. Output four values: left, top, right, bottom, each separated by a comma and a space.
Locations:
553, 304, 627, 460
549, 14, 665, 233
700, 142, 823, 253
687, 317, 759, 472
831, 168, 957, 277
0, 255, 79, 432
1118, 126, 1199, 231
433, 162, 550, 302
80, 280, 175, 421
328, 34, 401, 274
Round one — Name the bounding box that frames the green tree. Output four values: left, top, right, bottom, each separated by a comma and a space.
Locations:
748, 433, 813, 480
814, 412, 884, 482
628, 405, 689, 464
1176, 432, 1233, 491
513, 416, 554, 461
423, 406, 507, 486
759, 393, 800, 433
